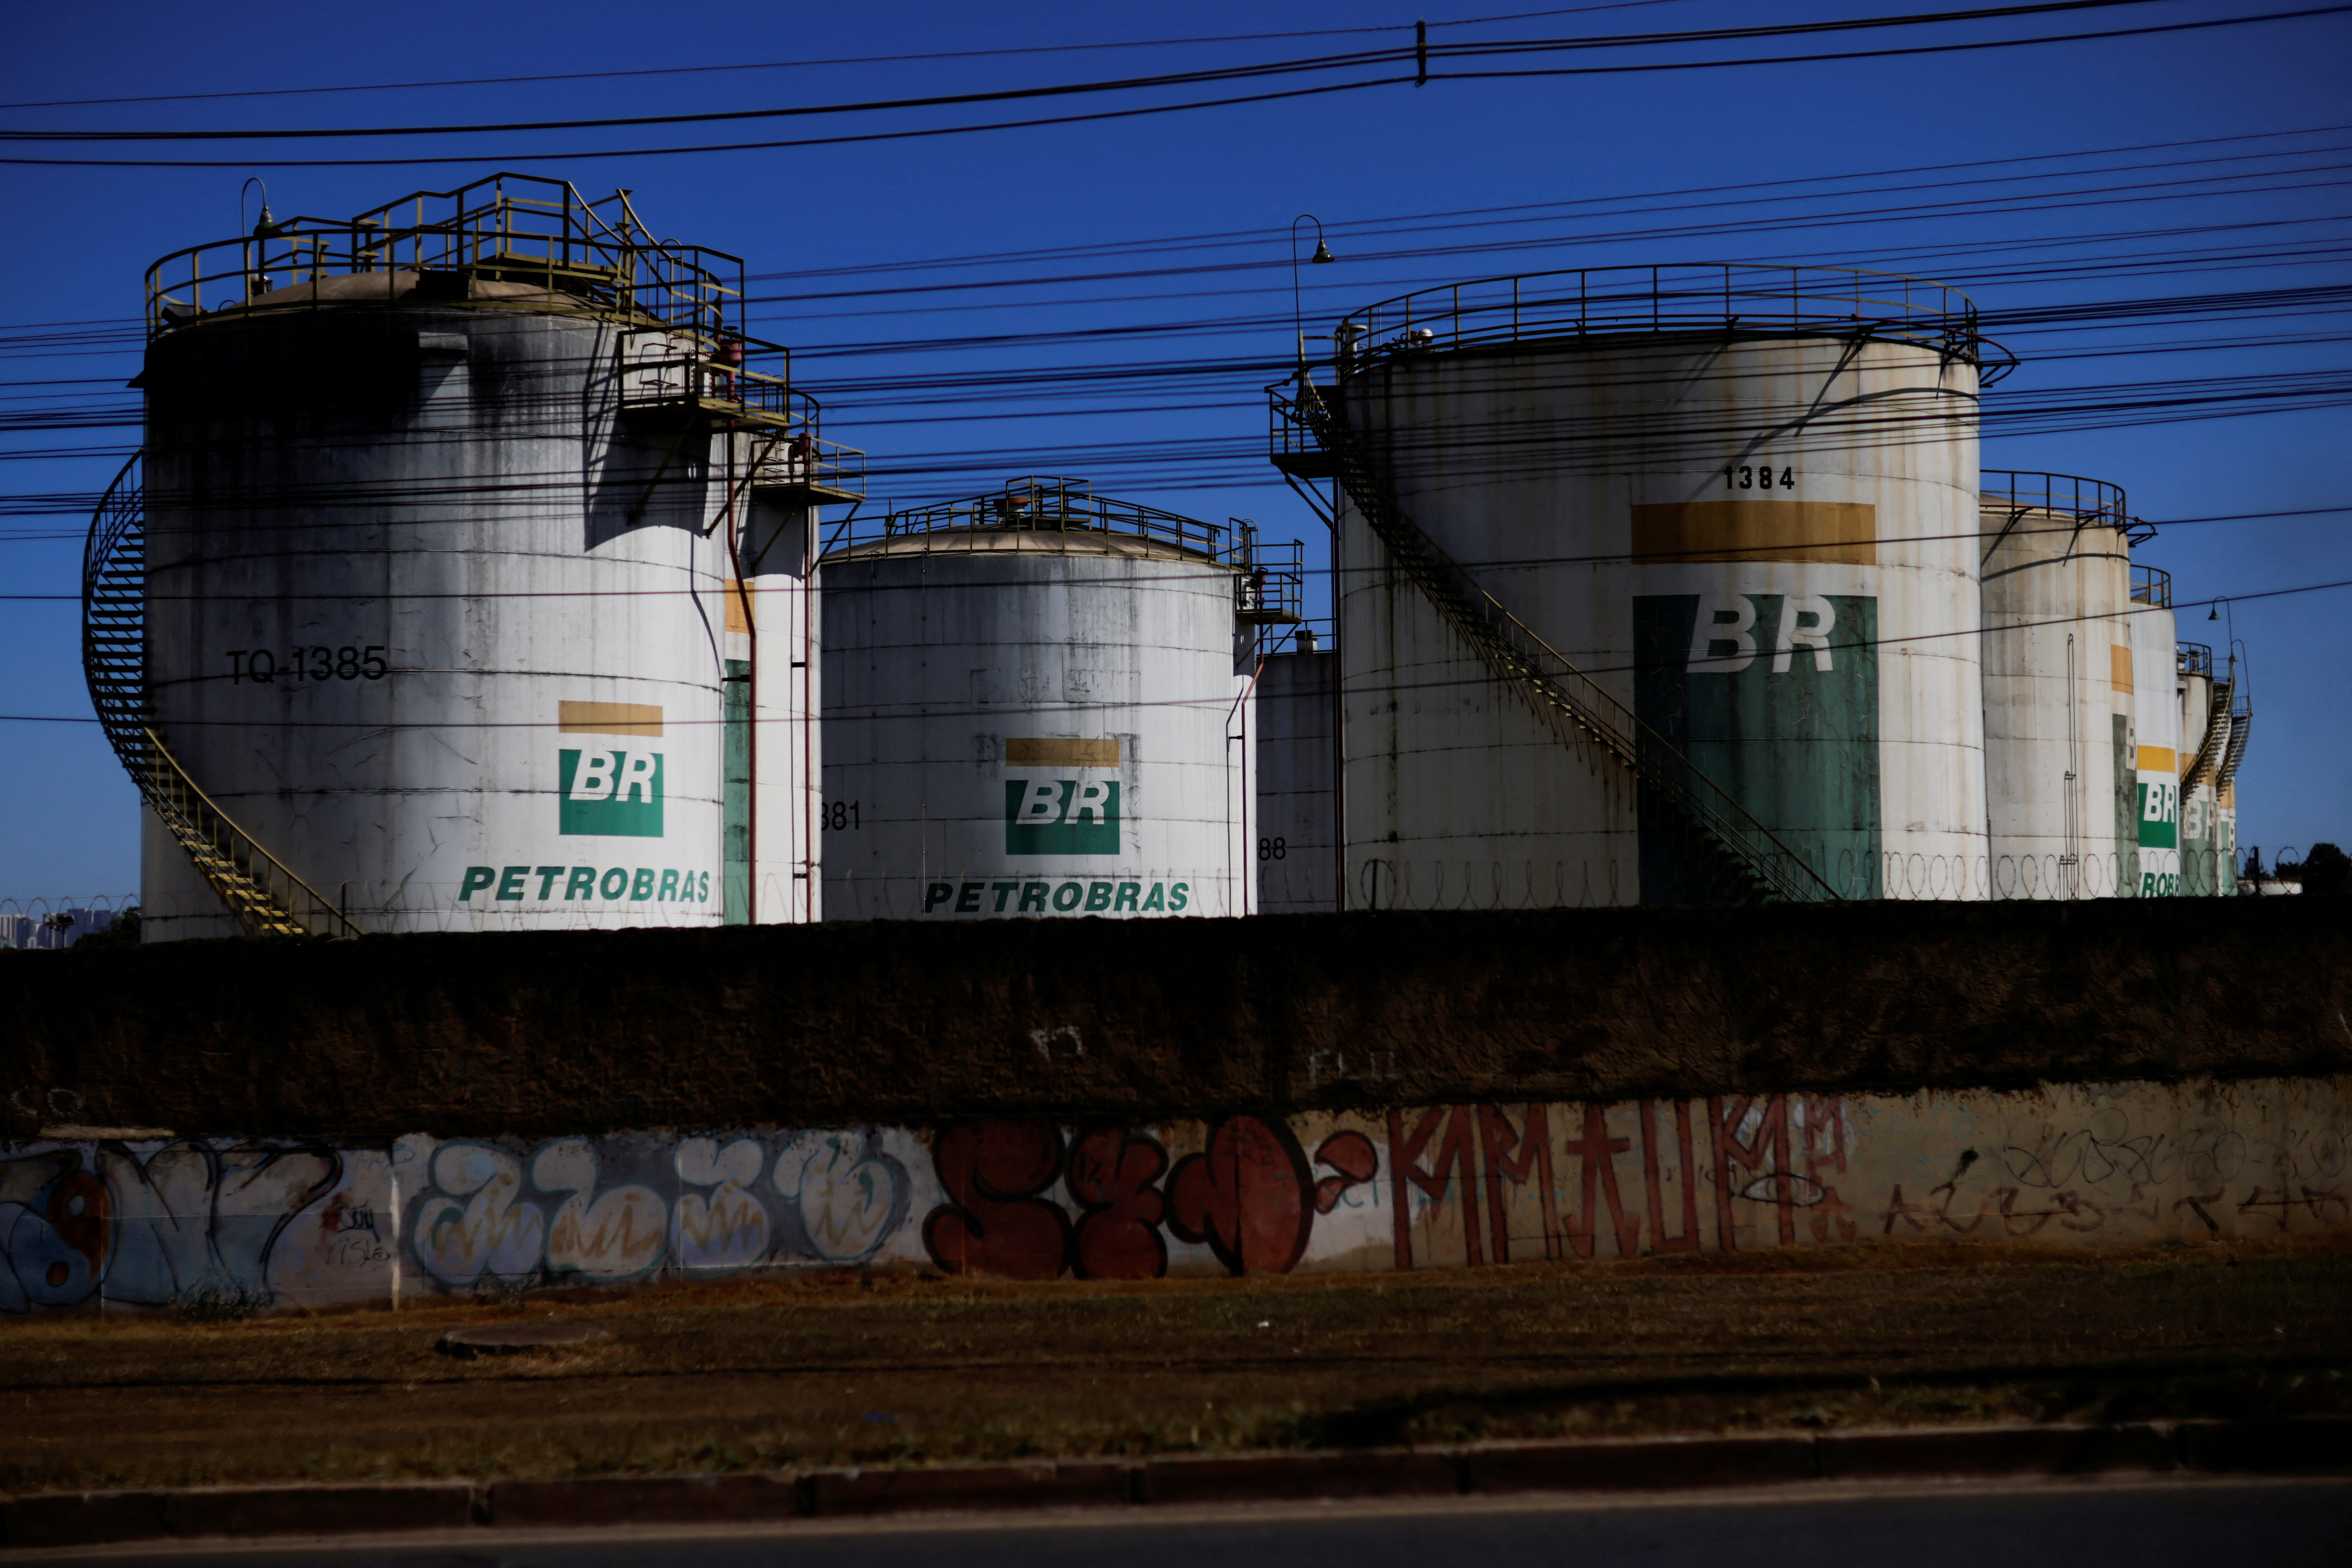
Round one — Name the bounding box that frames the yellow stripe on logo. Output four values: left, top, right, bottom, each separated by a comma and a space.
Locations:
2136, 745, 2176, 776
1630, 502, 1877, 565
560, 701, 665, 737
1008, 737, 1120, 766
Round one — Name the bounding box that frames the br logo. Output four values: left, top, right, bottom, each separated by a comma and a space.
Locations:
1004, 780, 1119, 855
2138, 777, 2179, 850
561, 749, 664, 837
557, 701, 666, 838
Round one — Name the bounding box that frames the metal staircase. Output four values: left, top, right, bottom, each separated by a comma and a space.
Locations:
82, 453, 358, 939
2183, 674, 2232, 789
1274, 380, 1839, 905
2216, 685, 2253, 791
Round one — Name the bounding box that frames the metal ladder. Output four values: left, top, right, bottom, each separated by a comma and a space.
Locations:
81, 453, 358, 939
1279, 381, 1838, 905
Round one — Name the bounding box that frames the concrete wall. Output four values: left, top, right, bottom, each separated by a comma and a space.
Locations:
3, 1076, 2344, 1314
6, 902, 2349, 1140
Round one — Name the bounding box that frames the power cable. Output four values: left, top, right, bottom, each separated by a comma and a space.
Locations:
9, 5, 2346, 168
0, 3, 2176, 142
0, 3, 1696, 114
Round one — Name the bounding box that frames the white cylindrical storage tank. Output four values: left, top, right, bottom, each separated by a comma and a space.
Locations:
121, 177, 831, 939
821, 479, 1255, 921
1978, 472, 2135, 899
1319, 265, 1986, 907
1254, 630, 1338, 912
2127, 567, 2181, 896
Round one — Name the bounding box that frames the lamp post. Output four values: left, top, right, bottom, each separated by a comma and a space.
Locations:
1291, 214, 1335, 375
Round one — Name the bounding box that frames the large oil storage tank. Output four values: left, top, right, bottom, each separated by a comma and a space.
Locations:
2126, 566, 2181, 896
1253, 625, 1338, 912
1978, 472, 2137, 899
92, 175, 857, 939
1278, 265, 1989, 907
821, 478, 1259, 921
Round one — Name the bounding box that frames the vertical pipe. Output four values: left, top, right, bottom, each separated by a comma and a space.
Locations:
804, 487, 818, 922
2065, 632, 2080, 899
1332, 481, 1348, 913
721, 418, 757, 927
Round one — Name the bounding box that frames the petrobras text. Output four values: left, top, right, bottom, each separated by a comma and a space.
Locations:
922, 878, 1191, 915
458, 865, 713, 904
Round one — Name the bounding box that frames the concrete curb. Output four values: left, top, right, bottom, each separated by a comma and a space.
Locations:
5, 1418, 2346, 1550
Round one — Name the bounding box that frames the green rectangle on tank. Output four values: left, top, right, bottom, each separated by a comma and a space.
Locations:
1634, 593, 1880, 902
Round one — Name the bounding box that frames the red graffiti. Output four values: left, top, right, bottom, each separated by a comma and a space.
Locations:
922, 1119, 1073, 1279
1708, 1094, 1852, 1247
1387, 1105, 1477, 1270
1477, 1104, 1560, 1263
1067, 1128, 1168, 1280
1563, 1104, 1641, 1261
1167, 1116, 1313, 1276
1312, 1131, 1379, 1215
43, 1170, 108, 1289
1640, 1099, 1702, 1255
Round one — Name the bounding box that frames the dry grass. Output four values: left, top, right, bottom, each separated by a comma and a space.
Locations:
3, 1239, 2347, 1495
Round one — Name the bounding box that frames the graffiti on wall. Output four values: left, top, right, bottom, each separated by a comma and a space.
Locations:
0, 1138, 361, 1314
404, 1130, 914, 1290
917, 1117, 1383, 1281
0, 1078, 2344, 1313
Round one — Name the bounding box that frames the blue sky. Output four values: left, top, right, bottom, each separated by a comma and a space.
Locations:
3, 0, 2346, 897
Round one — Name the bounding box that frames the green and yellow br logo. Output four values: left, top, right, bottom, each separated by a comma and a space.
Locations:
560, 747, 664, 838
1004, 779, 1118, 855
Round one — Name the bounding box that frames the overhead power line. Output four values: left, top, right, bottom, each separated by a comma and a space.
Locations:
0, 2, 1698, 113
6, 3, 2347, 167
0, 3, 2172, 142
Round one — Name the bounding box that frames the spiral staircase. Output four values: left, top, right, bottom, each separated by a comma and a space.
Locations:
81, 452, 357, 939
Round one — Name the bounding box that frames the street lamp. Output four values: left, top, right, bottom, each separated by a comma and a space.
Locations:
1291, 214, 1335, 373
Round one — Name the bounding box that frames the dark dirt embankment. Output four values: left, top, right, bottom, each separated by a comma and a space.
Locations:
3, 900, 2347, 1139
0, 1245, 2345, 1493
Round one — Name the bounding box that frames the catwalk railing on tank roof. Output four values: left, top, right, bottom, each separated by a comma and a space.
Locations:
1985, 472, 2154, 571
145, 172, 748, 343
833, 477, 1230, 562
1333, 263, 2005, 378
2132, 564, 2173, 608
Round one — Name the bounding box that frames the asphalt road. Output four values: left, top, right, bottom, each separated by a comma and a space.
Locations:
21, 1476, 2350, 1568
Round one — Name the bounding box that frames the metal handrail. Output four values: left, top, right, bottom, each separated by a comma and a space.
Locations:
2216, 688, 2253, 788
145, 171, 746, 343
2177, 642, 2215, 678
2131, 564, 2173, 608
619, 333, 802, 430
1235, 527, 1306, 622
2182, 668, 2230, 788
139, 726, 360, 939
842, 477, 1231, 561
1981, 470, 2151, 550
1334, 263, 1994, 377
